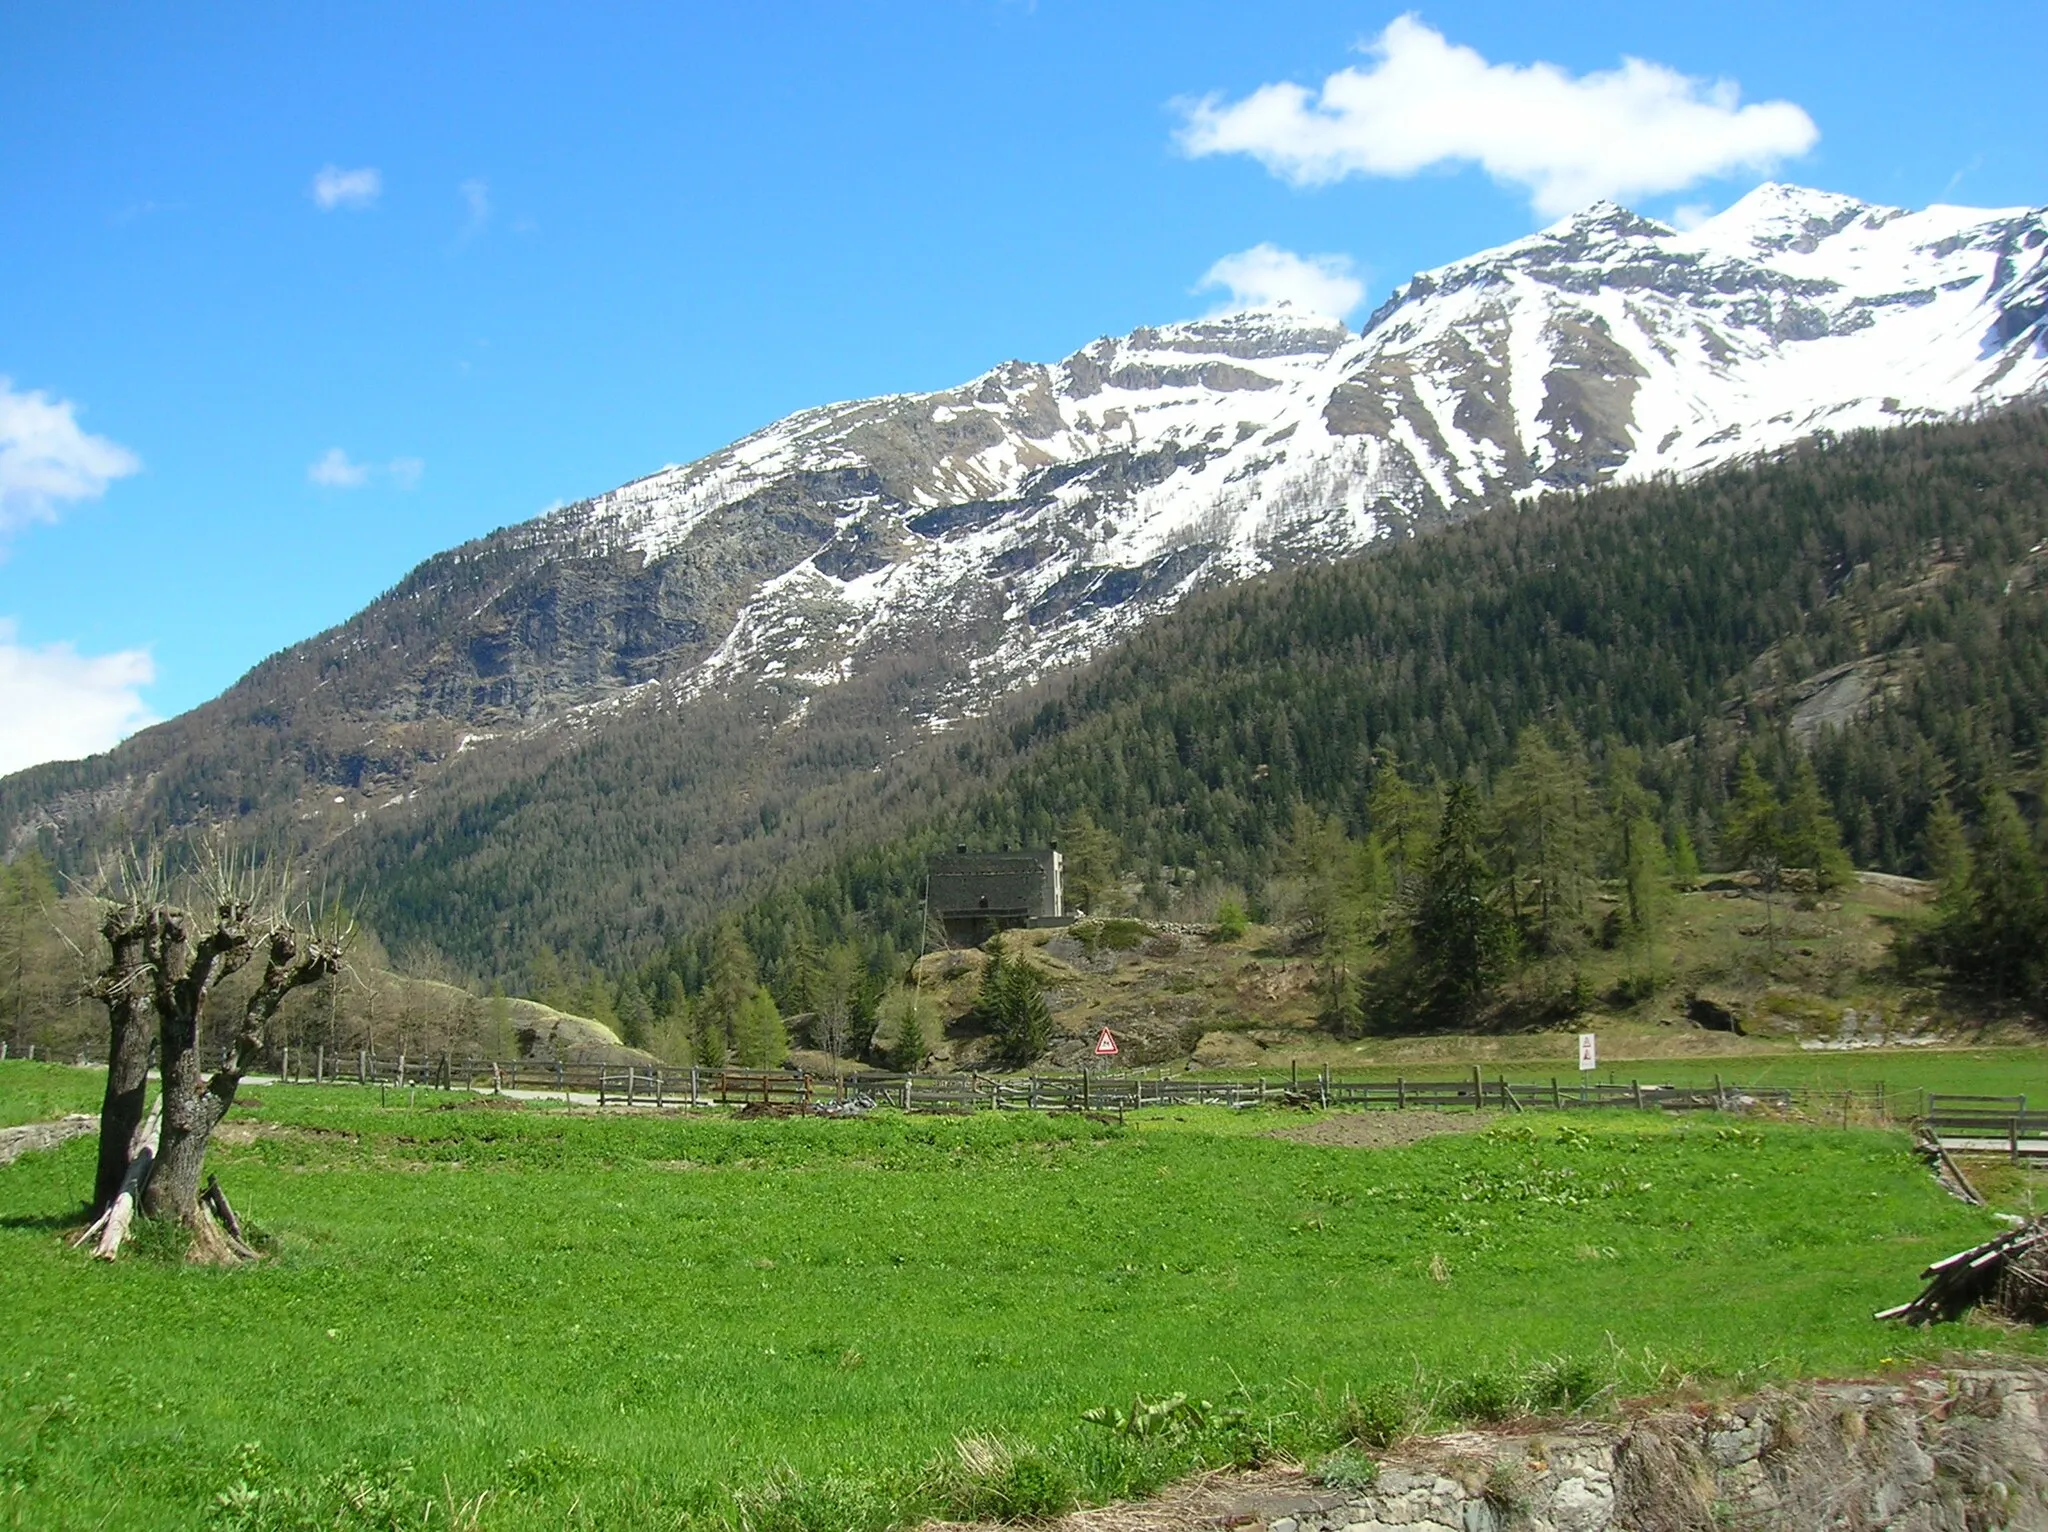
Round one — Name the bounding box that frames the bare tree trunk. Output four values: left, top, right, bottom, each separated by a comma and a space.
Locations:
73, 1095, 161, 1259
89, 907, 155, 1211
141, 904, 252, 1226
146, 919, 337, 1231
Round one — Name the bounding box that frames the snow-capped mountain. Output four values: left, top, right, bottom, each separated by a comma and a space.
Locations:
523, 182, 2048, 724
6, 183, 2046, 855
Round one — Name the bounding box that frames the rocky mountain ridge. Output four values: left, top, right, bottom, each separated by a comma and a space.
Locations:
457, 181, 2048, 730
5, 182, 2046, 868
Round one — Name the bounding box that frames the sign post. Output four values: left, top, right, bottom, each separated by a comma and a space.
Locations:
1577, 1032, 1597, 1073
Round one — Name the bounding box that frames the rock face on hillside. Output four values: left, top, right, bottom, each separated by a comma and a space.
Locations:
5, 184, 2046, 858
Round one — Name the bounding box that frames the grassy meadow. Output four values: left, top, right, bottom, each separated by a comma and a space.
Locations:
0, 1060, 2042, 1530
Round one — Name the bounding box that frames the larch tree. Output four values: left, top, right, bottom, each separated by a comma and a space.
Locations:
1723, 751, 1787, 961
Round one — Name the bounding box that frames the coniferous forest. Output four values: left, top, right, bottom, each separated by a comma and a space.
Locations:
6, 409, 2048, 1055
625, 408, 2048, 1043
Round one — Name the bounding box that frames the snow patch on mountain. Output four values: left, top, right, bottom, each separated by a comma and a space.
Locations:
522, 185, 2048, 727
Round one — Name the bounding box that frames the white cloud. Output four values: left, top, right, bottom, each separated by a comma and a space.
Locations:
459, 178, 491, 239
0, 619, 157, 774
309, 450, 423, 489
311, 165, 382, 211
0, 378, 141, 542
308, 448, 370, 488
1670, 201, 1715, 231
1198, 244, 1365, 318
1176, 15, 1819, 218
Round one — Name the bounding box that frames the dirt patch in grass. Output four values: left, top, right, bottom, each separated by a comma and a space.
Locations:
1270, 1110, 1498, 1149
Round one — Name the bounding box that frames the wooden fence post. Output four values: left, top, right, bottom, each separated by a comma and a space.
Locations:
359, 1049, 367, 1085
1471, 1066, 1483, 1112
1632, 1080, 1643, 1110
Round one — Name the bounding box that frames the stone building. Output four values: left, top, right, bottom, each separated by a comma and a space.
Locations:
927, 845, 1066, 946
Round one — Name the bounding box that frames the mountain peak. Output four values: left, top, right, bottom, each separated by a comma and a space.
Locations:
1687, 182, 1891, 255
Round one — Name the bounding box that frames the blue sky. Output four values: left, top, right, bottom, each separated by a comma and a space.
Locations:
2, 1, 2042, 772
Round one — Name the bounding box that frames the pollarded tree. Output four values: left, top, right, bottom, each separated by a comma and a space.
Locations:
86, 897, 155, 1213
80, 861, 343, 1262
141, 907, 341, 1245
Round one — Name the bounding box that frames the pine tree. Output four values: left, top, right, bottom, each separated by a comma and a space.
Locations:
1920, 793, 1973, 967
1723, 751, 1786, 961
1366, 754, 1432, 888
1782, 758, 1854, 893
1669, 824, 1702, 891
1620, 817, 1672, 943
1495, 727, 1598, 954
1059, 812, 1122, 917
1962, 790, 2047, 998
1409, 782, 1513, 1020
884, 989, 929, 1070
615, 978, 653, 1049
983, 956, 1051, 1066
701, 917, 758, 1064
731, 985, 788, 1067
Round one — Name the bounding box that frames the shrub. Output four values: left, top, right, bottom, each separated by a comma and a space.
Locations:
1314, 1446, 1380, 1492
1212, 901, 1249, 942
1440, 1371, 1522, 1424
1525, 1355, 1608, 1412
1337, 1386, 1411, 1449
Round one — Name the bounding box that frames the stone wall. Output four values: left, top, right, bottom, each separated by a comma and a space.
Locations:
1202, 1368, 2048, 1532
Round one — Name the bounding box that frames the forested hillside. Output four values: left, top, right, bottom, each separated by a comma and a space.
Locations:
8, 409, 2046, 1047
650, 408, 2048, 1034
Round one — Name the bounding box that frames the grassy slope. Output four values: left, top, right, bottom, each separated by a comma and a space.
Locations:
0, 1061, 105, 1127
914, 873, 2044, 1088
0, 1085, 2037, 1530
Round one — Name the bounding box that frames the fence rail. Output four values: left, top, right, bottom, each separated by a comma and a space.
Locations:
229, 1048, 1923, 1123
1923, 1094, 2047, 1161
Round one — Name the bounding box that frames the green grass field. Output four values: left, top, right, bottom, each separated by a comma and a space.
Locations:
0, 1060, 2041, 1531
0, 1062, 104, 1128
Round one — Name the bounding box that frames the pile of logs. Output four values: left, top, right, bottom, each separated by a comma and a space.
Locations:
1877, 1216, 2048, 1325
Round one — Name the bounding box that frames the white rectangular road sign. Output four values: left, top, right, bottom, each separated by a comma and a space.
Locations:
1577, 1032, 1597, 1072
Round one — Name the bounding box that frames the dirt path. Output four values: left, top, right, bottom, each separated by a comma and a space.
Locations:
0, 1114, 96, 1166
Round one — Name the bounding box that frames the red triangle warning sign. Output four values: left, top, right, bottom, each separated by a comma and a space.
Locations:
1094, 1027, 1119, 1056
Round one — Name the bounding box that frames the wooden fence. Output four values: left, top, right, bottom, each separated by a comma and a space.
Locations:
1925, 1094, 2048, 1162
255, 1048, 1912, 1122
